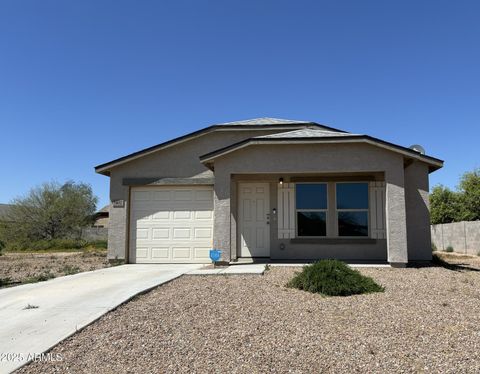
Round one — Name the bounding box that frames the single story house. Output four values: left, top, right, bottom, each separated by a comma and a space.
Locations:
92, 205, 110, 228
95, 117, 443, 266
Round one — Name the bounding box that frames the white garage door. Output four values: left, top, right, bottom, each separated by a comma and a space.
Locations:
130, 186, 214, 263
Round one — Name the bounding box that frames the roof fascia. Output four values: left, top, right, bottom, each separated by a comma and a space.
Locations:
199, 136, 444, 170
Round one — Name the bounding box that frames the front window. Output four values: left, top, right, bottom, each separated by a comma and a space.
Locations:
336, 183, 369, 236
296, 184, 327, 236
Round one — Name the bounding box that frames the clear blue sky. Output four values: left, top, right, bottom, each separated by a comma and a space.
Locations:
0, 1, 479, 209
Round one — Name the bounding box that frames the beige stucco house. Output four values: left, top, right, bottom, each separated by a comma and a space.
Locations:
95, 118, 443, 266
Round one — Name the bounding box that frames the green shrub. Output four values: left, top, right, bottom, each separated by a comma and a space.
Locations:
23, 272, 55, 283
109, 258, 125, 266
62, 265, 81, 275
431, 243, 437, 252
286, 260, 384, 296
87, 240, 107, 249
5, 238, 107, 252
0, 277, 13, 287
445, 245, 454, 253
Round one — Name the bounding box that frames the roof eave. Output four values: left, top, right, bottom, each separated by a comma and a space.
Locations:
94, 122, 336, 175
199, 136, 444, 170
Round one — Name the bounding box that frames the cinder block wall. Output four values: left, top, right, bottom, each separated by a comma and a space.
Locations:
431, 221, 480, 256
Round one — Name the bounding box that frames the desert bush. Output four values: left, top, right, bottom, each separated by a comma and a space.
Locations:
0, 181, 97, 248
286, 260, 384, 296
445, 245, 454, 253
5, 239, 107, 252
23, 272, 55, 283
62, 265, 81, 275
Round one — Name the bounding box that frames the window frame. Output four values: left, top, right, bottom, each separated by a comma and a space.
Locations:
334, 181, 370, 238
295, 182, 329, 238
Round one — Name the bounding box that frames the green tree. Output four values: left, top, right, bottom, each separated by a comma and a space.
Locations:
0, 181, 97, 247
457, 168, 480, 221
429, 185, 462, 224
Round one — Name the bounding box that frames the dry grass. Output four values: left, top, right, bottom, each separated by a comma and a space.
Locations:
0, 250, 110, 287
19, 256, 480, 374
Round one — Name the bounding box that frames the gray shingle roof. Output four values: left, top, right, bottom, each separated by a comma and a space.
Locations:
213, 117, 312, 126
256, 128, 360, 139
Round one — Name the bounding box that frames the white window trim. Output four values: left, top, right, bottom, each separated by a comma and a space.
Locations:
334, 181, 370, 238
295, 182, 328, 238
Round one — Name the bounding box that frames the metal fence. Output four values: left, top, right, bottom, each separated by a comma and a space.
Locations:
431, 221, 480, 255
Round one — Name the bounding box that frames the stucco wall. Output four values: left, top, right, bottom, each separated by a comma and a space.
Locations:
213, 142, 409, 264
105, 128, 292, 260
431, 221, 480, 255
405, 161, 432, 261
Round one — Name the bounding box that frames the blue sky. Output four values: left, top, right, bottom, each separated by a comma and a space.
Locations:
0, 1, 479, 209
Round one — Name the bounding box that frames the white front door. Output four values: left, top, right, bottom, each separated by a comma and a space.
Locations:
239, 183, 270, 257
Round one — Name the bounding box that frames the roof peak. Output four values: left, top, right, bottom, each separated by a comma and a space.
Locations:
256, 128, 358, 139
213, 117, 312, 126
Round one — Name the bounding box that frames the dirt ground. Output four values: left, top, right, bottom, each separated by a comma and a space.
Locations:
0, 251, 110, 287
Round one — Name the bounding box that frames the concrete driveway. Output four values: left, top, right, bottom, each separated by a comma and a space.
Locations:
0, 264, 202, 373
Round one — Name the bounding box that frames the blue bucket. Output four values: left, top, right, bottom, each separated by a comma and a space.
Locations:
209, 249, 222, 262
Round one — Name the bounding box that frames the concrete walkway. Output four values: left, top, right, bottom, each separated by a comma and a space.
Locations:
0, 264, 202, 373
187, 263, 266, 275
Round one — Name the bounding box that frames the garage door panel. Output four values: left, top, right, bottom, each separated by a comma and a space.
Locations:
172, 247, 191, 259
132, 191, 151, 201
195, 190, 213, 201
194, 228, 212, 239
152, 228, 170, 239
174, 190, 193, 201
153, 190, 171, 200
151, 247, 169, 259
152, 211, 170, 220
134, 210, 152, 222
173, 211, 192, 220
173, 228, 191, 239
194, 247, 211, 259
136, 228, 150, 240
131, 186, 214, 263
136, 247, 149, 259
195, 210, 213, 220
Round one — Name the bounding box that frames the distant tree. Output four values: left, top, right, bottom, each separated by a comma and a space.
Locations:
457, 168, 480, 221
0, 181, 97, 246
429, 185, 463, 224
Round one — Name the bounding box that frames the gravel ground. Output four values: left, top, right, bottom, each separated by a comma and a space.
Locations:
0, 251, 110, 286
19, 259, 480, 374
435, 251, 480, 269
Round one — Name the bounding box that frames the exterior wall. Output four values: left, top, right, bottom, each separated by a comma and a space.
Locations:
105, 129, 292, 260
213, 143, 409, 263
431, 221, 480, 255
384, 162, 408, 264
405, 161, 432, 261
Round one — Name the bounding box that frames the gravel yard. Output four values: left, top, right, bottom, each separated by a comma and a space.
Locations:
435, 251, 480, 269
20, 257, 480, 374
0, 251, 110, 286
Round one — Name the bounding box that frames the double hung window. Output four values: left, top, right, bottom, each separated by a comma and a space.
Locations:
296, 184, 328, 237
336, 183, 369, 237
